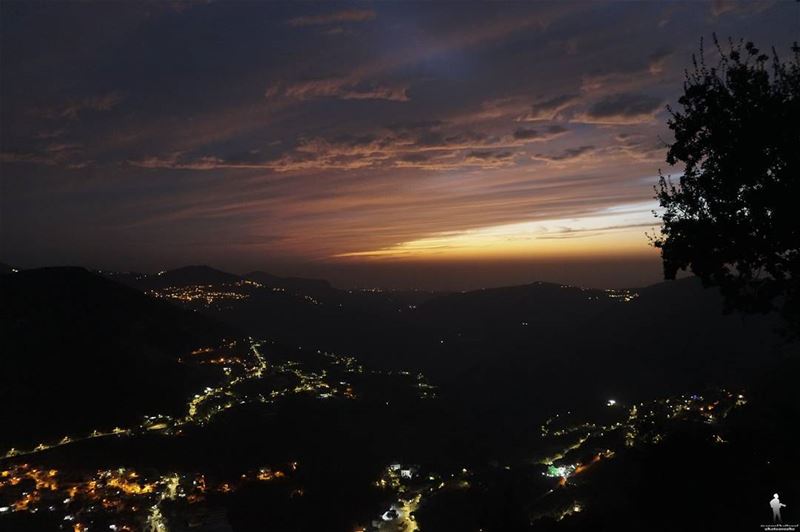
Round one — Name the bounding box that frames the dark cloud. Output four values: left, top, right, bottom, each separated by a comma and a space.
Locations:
265, 79, 409, 102
433, 131, 491, 148
648, 48, 673, 65
36, 92, 123, 121
521, 94, 580, 121
578, 46, 675, 95
462, 150, 517, 168
513, 128, 540, 140
34, 129, 66, 140
533, 145, 595, 162
1, 141, 86, 168
589, 93, 662, 117
127, 118, 542, 172
287, 8, 376, 27
398, 152, 431, 163
465, 150, 514, 161
536, 222, 657, 240
613, 132, 668, 160
0, 1, 791, 274
710, 0, 776, 18
513, 125, 568, 140
579, 93, 663, 124
387, 120, 445, 132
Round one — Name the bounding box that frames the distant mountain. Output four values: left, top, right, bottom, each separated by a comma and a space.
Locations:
414, 281, 616, 334
143, 265, 241, 288
244, 270, 335, 297
0, 267, 238, 448
97, 269, 150, 287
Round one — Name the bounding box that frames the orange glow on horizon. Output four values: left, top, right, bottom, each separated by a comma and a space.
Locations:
333, 202, 661, 261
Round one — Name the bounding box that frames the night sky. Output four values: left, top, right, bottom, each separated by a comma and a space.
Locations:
1, 1, 797, 288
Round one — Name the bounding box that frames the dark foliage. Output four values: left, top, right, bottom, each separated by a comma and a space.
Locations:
654, 38, 800, 332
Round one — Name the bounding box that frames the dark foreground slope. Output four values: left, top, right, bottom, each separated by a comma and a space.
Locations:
0, 267, 797, 531
0, 267, 237, 448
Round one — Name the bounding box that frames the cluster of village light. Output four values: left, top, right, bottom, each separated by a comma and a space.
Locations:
1, 315, 742, 531
0, 337, 435, 531
365, 387, 746, 529
3, 340, 361, 460
553, 284, 640, 303
603, 289, 639, 303
368, 463, 467, 532
0, 463, 292, 531
145, 282, 253, 307
144, 279, 331, 310
531, 388, 746, 523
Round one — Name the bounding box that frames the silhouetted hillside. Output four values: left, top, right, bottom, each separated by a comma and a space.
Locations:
99, 266, 438, 360
0, 267, 238, 447
148, 272, 793, 443
405, 278, 788, 400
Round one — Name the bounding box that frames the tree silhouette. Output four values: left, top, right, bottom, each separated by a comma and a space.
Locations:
654, 37, 800, 332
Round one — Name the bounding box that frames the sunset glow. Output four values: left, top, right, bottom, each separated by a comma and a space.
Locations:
335, 202, 660, 260
1, 1, 795, 286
